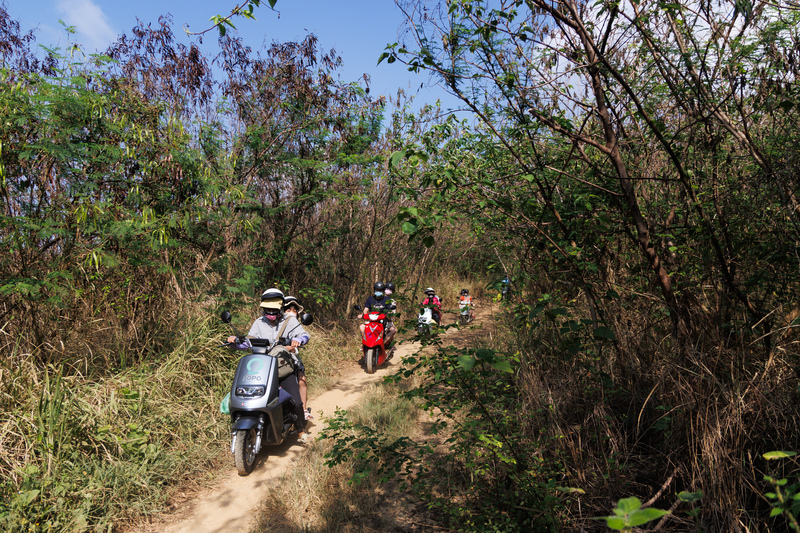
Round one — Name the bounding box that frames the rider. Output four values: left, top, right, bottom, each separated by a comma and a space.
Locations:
283, 295, 312, 421
227, 288, 310, 442
360, 281, 397, 356
459, 288, 475, 322
422, 287, 442, 326
501, 276, 511, 300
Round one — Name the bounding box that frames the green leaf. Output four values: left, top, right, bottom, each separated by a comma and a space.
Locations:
678, 490, 703, 503
616, 497, 642, 514
628, 508, 670, 526
593, 326, 616, 340
401, 221, 418, 234
389, 150, 405, 169
597, 517, 626, 530
555, 486, 586, 494
19, 489, 40, 506
764, 451, 797, 460
490, 359, 513, 373
457, 355, 476, 370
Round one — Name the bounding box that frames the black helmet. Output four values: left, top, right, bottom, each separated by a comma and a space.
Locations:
460, 288, 469, 295
373, 281, 386, 292
386, 281, 396, 291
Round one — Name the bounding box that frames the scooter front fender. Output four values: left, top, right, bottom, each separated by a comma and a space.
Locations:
233, 416, 260, 431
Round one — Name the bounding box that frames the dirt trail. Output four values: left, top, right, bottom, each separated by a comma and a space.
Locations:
137, 302, 495, 533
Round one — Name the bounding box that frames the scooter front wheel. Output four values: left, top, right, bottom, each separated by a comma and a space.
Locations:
234, 427, 258, 476
365, 347, 377, 374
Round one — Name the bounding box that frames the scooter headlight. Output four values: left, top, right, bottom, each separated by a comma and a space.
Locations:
235, 385, 266, 398
368, 312, 380, 321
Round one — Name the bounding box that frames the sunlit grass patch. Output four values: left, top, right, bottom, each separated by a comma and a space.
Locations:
251, 378, 426, 533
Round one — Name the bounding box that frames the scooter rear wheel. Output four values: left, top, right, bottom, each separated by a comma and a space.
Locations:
365, 347, 377, 374
234, 427, 258, 476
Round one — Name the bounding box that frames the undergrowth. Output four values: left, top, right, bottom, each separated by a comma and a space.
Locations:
251, 379, 426, 533
0, 312, 234, 531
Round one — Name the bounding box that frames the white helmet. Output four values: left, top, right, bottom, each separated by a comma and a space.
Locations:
259, 288, 284, 311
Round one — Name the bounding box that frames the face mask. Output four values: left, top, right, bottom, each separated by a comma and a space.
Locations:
374, 291, 384, 299
385, 289, 393, 296
264, 310, 280, 321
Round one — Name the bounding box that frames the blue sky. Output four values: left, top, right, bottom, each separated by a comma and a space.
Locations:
5, 0, 462, 112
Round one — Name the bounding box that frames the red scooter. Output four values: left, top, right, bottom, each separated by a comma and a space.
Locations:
356, 305, 393, 374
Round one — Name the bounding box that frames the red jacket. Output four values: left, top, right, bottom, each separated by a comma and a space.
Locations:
422, 296, 441, 309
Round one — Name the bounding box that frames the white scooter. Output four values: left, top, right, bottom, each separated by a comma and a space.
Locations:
417, 307, 434, 335
458, 298, 473, 325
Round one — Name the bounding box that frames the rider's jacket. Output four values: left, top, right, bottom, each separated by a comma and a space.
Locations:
365, 295, 393, 314
422, 296, 441, 308
248, 315, 309, 345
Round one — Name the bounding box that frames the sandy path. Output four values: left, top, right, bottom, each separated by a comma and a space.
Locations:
137, 302, 492, 533
139, 336, 420, 533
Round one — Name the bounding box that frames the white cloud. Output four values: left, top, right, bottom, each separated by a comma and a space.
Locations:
56, 0, 118, 51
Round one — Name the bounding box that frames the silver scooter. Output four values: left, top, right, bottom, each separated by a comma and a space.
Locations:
221, 310, 313, 475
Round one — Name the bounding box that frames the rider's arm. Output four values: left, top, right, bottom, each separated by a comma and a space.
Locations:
289, 332, 309, 348
284, 317, 310, 348
226, 336, 252, 350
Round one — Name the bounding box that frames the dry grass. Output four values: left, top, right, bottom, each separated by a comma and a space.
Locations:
249, 378, 432, 533
0, 309, 238, 531
503, 289, 800, 531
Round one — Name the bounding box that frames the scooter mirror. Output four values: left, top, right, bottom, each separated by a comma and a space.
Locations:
300, 312, 313, 326
353, 304, 362, 312
221, 310, 232, 323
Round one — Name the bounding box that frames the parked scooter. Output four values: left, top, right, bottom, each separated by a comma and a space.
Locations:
355, 304, 393, 374
220, 310, 313, 476
418, 307, 434, 335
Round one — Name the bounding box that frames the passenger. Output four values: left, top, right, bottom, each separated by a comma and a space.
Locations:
283, 295, 312, 420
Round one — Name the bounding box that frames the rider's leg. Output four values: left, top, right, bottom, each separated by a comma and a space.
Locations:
298, 371, 308, 408
357, 323, 366, 362
385, 324, 398, 346
279, 372, 306, 433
